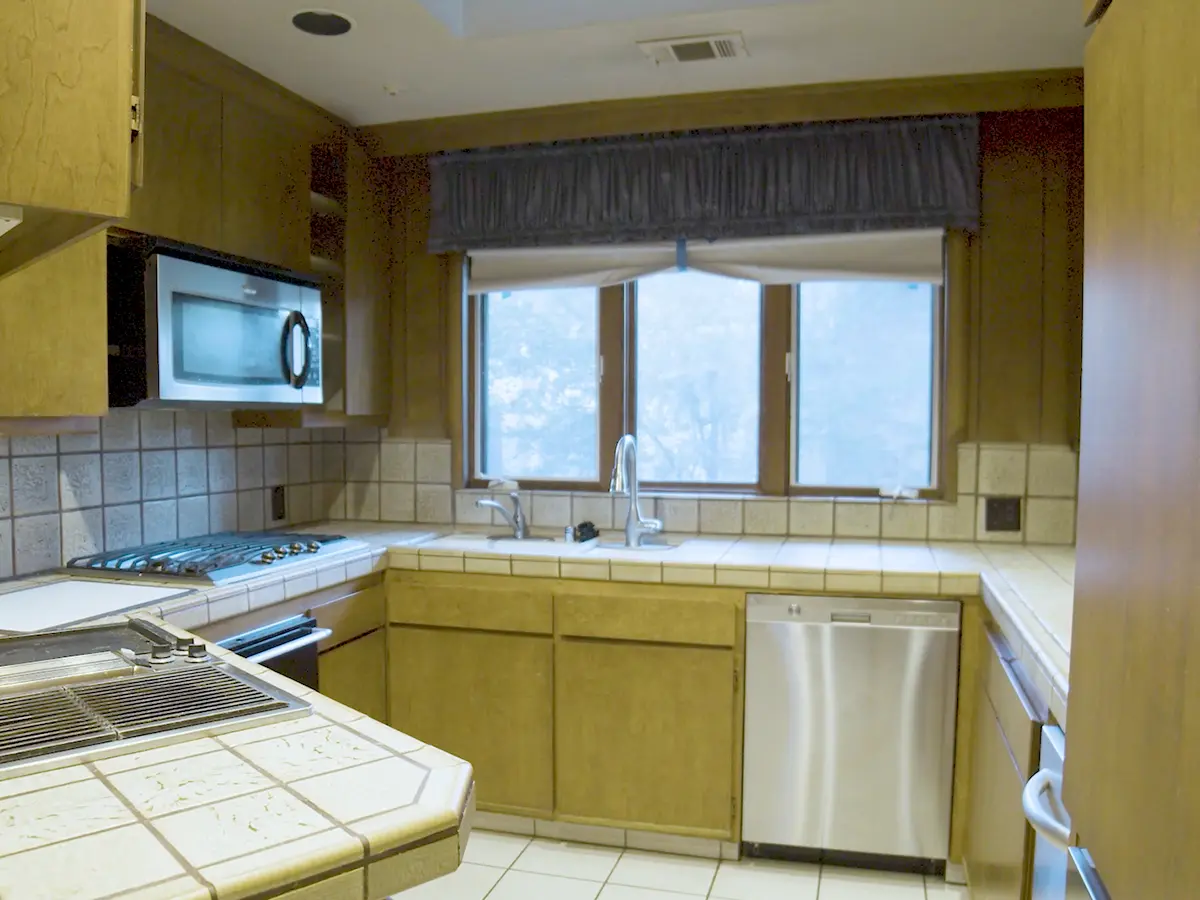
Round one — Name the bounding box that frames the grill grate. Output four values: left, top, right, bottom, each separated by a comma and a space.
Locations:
0, 690, 115, 764
71, 666, 289, 737
0, 665, 295, 766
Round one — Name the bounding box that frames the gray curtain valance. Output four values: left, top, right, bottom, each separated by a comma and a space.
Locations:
428, 116, 980, 253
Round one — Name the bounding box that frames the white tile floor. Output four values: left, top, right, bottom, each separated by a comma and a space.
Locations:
394, 832, 972, 900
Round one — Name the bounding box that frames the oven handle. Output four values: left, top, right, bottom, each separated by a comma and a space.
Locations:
281, 310, 313, 388
246, 627, 331, 665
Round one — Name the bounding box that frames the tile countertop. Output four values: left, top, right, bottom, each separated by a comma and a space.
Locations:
387, 530, 1076, 723
0, 614, 475, 900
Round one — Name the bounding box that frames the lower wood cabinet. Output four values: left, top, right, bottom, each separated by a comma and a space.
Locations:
319, 628, 386, 722
964, 628, 1041, 899
388, 625, 554, 815
555, 638, 737, 837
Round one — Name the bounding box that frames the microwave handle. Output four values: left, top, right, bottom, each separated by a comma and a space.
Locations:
280, 311, 312, 388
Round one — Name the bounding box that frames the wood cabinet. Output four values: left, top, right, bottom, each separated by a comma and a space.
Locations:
320, 629, 387, 721
311, 582, 387, 721
388, 574, 555, 815
124, 55, 223, 248
1066, 2, 1200, 897
964, 629, 1040, 900
0, 233, 109, 419
0, 0, 143, 279
389, 625, 554, 815
221, 95, 311, 271
385, 572, 745, 835
555, 638, 737, 836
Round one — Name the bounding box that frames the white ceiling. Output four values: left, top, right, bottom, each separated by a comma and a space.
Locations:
147, 0, 1085, 126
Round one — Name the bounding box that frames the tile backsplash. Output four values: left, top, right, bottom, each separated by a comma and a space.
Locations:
0, 426, 1075, 580
322, 437, 1077, 547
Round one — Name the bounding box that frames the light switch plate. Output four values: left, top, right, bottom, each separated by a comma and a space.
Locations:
985, 496, 1022, 532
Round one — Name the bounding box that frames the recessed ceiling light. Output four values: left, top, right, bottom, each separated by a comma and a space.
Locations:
292, 9, 354, 36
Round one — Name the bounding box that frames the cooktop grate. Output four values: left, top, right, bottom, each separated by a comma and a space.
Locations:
0, 665, 298, 766
64, 532, 346, 578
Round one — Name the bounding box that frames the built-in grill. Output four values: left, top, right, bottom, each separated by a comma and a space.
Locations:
64, 531, 348, 582
0, 621, 310, 775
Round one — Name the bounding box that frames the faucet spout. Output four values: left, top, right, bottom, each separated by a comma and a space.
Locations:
610, 434, 663, 548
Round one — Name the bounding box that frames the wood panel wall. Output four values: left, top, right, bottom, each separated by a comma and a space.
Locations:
970, 108, 1084, 446
387, 108, 1085, 461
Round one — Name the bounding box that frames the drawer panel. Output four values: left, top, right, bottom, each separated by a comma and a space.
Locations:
984, 630, 1042, 779
311, 585, 385, 650
389, 582, 553, 635
556, 590, 736, 647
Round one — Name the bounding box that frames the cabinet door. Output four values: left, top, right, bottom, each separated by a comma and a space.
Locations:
1067, 3, 1200, 898
388, 626, 554, 815
124, 56, 222, 247
555, 639, 736, 836
0, 233, 108, 417
220, 96, 311, 270
965, 697, 1031, 900
319, 628, 386, 721
343, 141, 391, 417
0, 0, 133, 217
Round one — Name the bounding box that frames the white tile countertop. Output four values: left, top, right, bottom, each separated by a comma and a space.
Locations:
0, 614, 475, 900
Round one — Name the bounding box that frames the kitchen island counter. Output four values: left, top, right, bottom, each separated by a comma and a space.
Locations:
0, 614, 474, 900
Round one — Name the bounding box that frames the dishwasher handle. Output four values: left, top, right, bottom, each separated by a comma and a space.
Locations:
1023, 767, 1071, 850
746, 594, 961, 629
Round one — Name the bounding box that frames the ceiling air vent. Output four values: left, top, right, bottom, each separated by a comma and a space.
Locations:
638, 33, 749, 65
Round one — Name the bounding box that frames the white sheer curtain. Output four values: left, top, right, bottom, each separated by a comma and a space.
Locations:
467, 229, 945, 292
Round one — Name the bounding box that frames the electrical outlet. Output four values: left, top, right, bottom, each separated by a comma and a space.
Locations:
271, 485, 286, 522
984, 496, 1022, 532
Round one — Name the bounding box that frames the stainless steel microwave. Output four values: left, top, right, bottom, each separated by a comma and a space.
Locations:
108, 233, 323, 408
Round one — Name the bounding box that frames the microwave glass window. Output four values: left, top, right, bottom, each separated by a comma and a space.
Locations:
173, 293, 289, 385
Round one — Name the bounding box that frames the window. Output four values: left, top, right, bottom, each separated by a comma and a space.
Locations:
794, 282, 937, 490
479, 287, 599, 481
468, 236, 959, 497
634, 271, 761, 484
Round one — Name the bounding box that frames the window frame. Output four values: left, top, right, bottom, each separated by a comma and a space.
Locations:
466, 286, 625, 492
786, 283, 946, 500
464, 231, 968, 499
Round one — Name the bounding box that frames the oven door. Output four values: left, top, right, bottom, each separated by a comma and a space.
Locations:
148, 253, 323, 406
217, 615, 331, 692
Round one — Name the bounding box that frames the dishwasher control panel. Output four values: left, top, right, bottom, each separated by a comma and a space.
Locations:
747, 594, 961, 630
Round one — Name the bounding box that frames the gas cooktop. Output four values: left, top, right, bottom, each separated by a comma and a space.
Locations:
64, 532, 349, 583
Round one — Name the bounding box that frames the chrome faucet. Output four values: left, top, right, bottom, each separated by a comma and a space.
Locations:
610, 434, 664, 548
475, 480, 529, 539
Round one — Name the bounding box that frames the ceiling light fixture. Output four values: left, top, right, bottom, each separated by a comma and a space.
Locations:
292, 9, 354, 36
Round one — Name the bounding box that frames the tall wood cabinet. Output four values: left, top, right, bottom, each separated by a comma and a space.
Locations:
1066, 1, 1200, 897
0, 0, 144, 279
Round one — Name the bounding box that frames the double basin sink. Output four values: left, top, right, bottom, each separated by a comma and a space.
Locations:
437, 532, 685, 554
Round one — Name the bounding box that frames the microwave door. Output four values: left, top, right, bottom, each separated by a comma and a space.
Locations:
150, 255, 321, 405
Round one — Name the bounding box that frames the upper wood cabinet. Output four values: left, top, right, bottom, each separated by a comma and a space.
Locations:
124, 56, 222, 249
1066, 2, 1200, 897
0, 233, 109, 419
0, 0, 143, 279
221, 96, 312, 272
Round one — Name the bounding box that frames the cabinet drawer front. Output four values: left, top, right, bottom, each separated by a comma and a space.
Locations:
984, 632, 1042, 779
556, 591, 736, 647
389, 583, 553, 634
312, 585, 385, 649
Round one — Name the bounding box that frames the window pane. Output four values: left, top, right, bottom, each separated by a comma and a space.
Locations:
795, 282, 935, 488
635, 271, 761, 483
481, 288, 598, 479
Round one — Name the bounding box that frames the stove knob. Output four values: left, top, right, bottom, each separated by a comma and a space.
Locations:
307, 541, 321, 553
174, 637, 194, 654
186, 643, 209, 661
275, 546, 291, 557
261, 550, 277, 563
289, 542, 305, 553
149, 643, 173, 663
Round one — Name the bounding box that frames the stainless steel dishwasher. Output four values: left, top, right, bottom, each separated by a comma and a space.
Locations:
742, 594, 961, 863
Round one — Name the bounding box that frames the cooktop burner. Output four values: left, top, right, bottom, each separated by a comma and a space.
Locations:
64, 532, 348, 582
